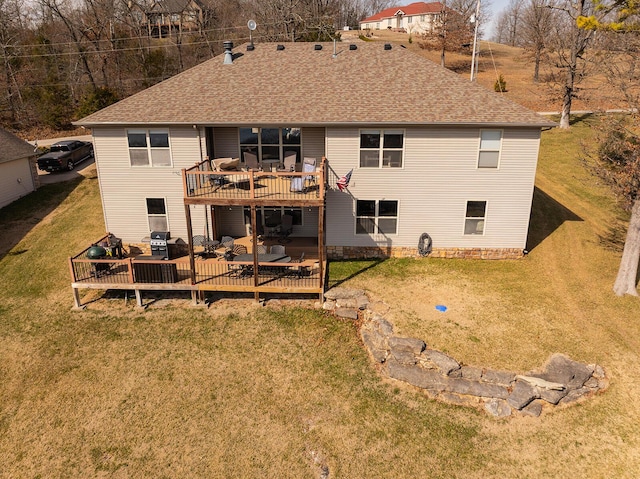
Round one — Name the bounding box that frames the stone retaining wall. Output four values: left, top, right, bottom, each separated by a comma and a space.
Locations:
326, 246, 524, 260
324, 287, 608, 417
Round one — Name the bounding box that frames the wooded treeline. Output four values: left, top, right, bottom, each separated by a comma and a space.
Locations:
0, 0, 395, 131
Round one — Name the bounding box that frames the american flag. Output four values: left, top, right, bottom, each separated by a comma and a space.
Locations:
336, 169, 353, 191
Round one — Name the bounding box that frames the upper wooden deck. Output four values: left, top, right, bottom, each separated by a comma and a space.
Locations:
183, 158, 327, 206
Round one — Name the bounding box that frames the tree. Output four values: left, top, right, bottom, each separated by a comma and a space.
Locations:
519, 0, 558, 82
582, 0, 640, 296
590, 115, 640, 296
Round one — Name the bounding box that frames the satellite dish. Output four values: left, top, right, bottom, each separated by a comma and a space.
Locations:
248, 20, 257, 31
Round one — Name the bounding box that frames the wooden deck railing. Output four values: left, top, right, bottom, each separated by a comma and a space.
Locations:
183, 157, 327, 203
70, 254, 323, 291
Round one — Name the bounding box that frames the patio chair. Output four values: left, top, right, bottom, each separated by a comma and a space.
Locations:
287, 251, 306, 278
269, 244, 285, 255
302, 157, 317, 191
192, 234, 206, 256
243, 151, 261, 171
279, 151, 297, 175
278, 214, 293, 244
210, 157, 240, 189
214, 235, 234, 257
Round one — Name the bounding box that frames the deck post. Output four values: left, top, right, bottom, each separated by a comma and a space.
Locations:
318, 202, 325, 294
135, 289, 143, 307
68, 257, 76, 282
71, 287, 82, 309
185, 204, 196, 285
251, 206, 259, 290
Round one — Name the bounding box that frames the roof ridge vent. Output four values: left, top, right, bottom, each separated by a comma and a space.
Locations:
384, 43, 392, 50
314, 44, 322, 51
223, 41, 233, 64
277, 44, 285, 51
349, 44, 357, 50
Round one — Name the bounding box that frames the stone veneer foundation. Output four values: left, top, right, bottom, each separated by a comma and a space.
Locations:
326, 246, 524, 260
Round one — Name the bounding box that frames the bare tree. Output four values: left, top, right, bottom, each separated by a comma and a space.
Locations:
520, 0, 557, 82
546, 0, 598, 129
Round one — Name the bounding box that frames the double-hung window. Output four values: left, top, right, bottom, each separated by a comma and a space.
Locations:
128, 130, 171, 167
464, 201, 486, 235
239, 127, 301, 166
360, 130, 404, 168
146, 198, 168, 232
478, 130, 502, 168
356, 200, 398, 235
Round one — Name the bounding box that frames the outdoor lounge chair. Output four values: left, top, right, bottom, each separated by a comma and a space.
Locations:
302, 157, 317, 191
214, 235, 234, 257
243, 151, 261, 171
279, 151, 297, 173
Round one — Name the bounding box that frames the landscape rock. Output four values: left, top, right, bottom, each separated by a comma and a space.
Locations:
485, 399, 512, 417
439, 391, 481, 407
591, 364, 606, 379
521, 400, 543, 417
322, 300, 336, 310
361, 330, 388, 363
507, 380, 539, 410
336, 297, 358, 308
324, 288, 365, 300
421, 349, 460, 376
388, 336, 426, 355
584, 377, 599, 389
356, 295, 369, 310
516, 375, 565, 390
461, 366, 483, 381
531, 353, 594, 389
445, 377, 510, 399
335, 307, 358, 320
390, 349, 418, 365
386, 359, 447, 392
538, 387, 568, 405
482, 369, 516, 386
366, 301, 391, 315
559, 387, 592, 405
369, 315, 394, 337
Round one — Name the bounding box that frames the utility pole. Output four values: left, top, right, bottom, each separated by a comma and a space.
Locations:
470, 0, 481, 81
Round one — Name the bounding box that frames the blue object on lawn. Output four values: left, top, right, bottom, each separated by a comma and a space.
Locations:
435, 305, 447, 312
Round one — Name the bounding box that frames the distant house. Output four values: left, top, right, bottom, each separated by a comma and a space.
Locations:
141, 0, 206, 38
70, 41, 553, 305
0, 128, 39, 210
360, 1, 446, 34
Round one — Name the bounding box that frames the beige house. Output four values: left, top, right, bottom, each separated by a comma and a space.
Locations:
359, 2, 446, 34
70, 41, 553, 305
0, 129, 39, 210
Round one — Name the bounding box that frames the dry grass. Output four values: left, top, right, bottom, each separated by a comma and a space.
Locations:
2, 116, 640, 477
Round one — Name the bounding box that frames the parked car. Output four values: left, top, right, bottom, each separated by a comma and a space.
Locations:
37, 140, 94, 172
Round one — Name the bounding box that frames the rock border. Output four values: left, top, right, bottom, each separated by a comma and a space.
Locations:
323, 287, 608, 418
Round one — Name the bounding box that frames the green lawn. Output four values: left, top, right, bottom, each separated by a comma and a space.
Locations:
1, 117, 639, 477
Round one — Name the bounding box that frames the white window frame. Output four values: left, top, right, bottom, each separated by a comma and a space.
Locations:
146, 197, 169, 233
127, 129, 172, 167
355, 199, 399, 235
239, 127, 302, 167
464, 200, 486, 235
359, 129, 405, 168
477, 129, 502, 169
243, 206, 304, 228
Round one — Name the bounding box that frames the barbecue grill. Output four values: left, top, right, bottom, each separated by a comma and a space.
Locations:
150, 231, 171, 259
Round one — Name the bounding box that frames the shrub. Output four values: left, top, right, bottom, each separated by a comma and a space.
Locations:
494, 74, 507, 92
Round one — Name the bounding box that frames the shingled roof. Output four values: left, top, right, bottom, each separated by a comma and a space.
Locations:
0, 128, 37, 166
76, 42, 554, 128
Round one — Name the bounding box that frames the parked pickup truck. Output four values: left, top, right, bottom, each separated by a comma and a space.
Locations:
37, 140, 94, 172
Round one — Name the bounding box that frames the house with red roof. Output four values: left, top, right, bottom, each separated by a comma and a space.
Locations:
359, 2, 445, 34
69, 40, 553, 306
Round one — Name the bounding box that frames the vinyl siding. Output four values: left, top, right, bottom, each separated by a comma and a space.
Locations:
212, 127, 239, 158
325, 126, 540, 250
93, 126, 204, 243
0, 158, 36, 209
